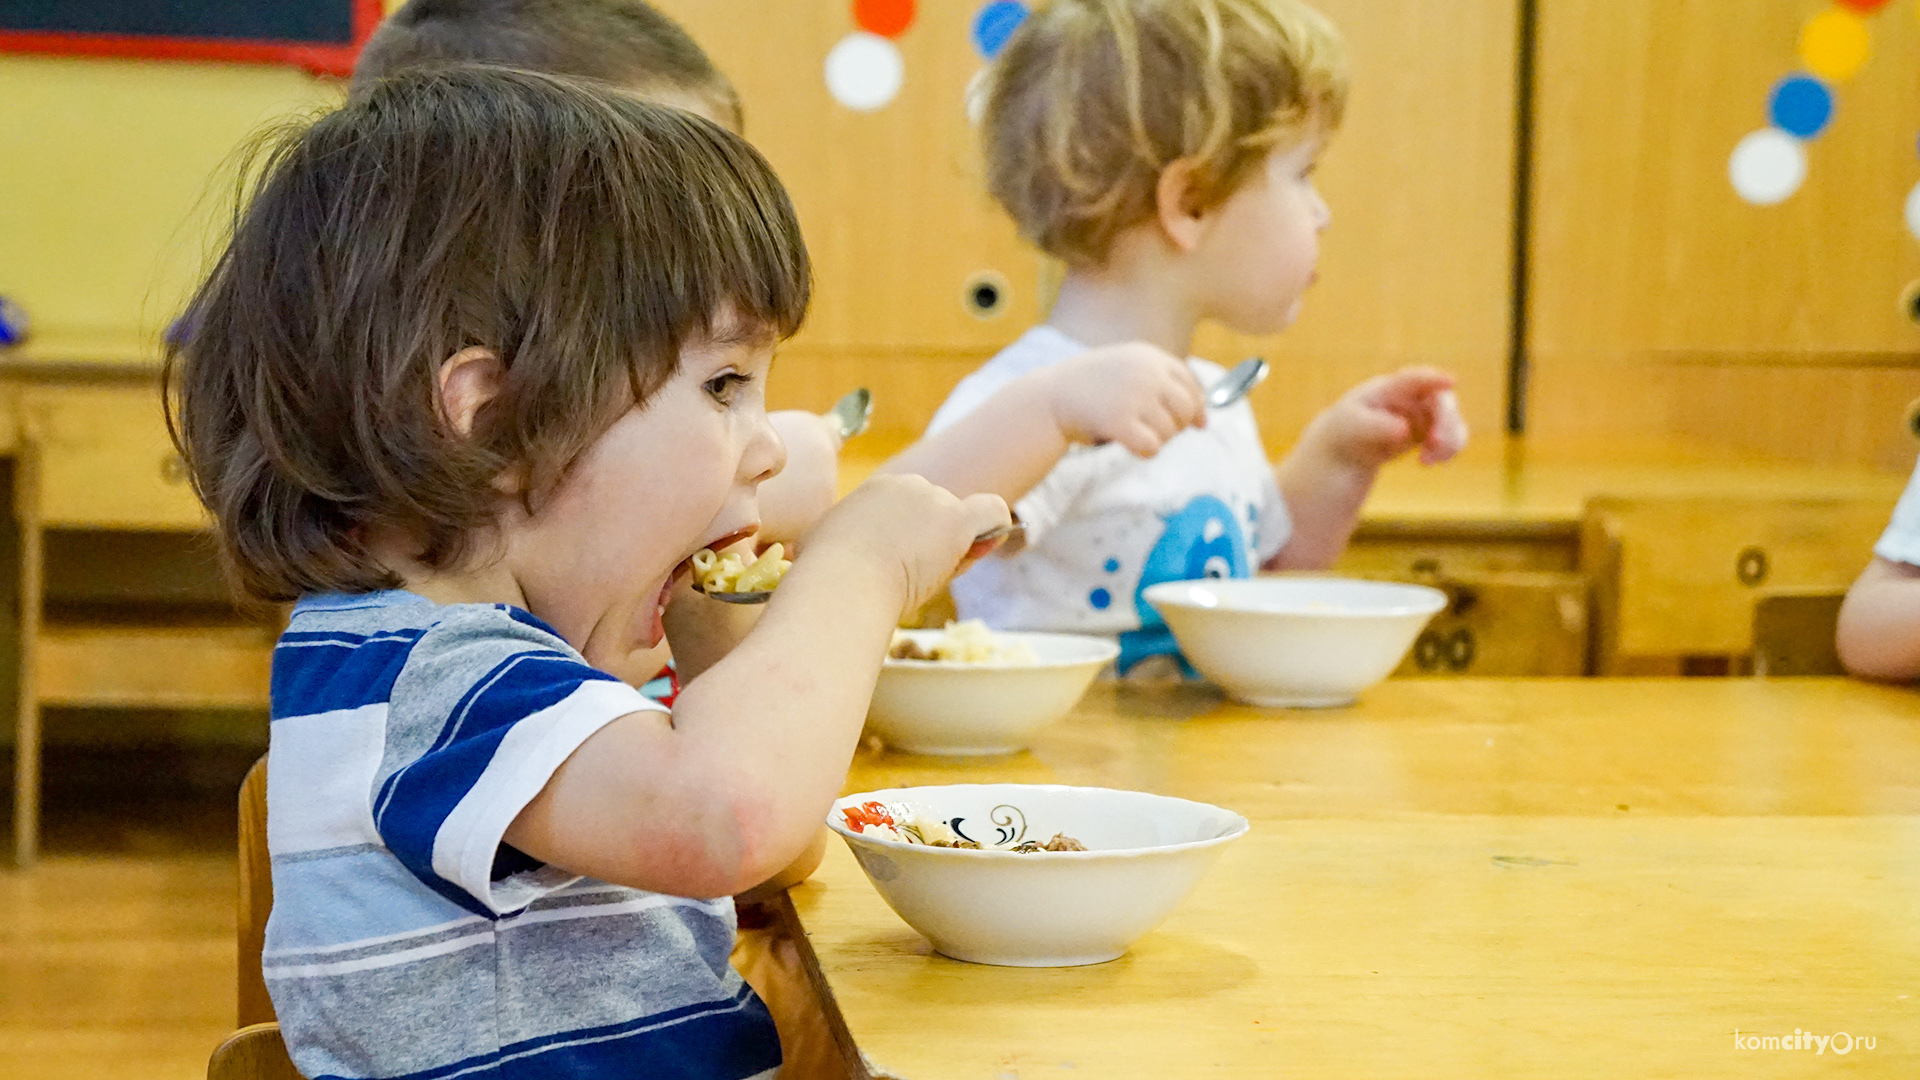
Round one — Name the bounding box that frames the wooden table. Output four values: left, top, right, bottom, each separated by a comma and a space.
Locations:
790, 679, 1920, 1077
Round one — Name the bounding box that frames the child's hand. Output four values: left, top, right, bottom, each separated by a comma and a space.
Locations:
1041, 342, 1208, 457
1309, 367, 1469, 470
804, 474, 1010, 618
757, 410, 841, 546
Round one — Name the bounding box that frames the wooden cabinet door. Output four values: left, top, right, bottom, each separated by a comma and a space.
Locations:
1529, 0, 1920, 467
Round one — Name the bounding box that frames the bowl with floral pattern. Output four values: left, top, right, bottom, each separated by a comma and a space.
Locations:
828, 783, 1248, 966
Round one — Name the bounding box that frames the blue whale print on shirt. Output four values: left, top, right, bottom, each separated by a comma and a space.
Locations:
1118, 494, 1249, 674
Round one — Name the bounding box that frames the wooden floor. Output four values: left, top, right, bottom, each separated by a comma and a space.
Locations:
1, 751, 247, 1080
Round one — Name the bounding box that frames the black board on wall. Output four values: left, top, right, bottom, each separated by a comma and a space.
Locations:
0, 0, 378, 75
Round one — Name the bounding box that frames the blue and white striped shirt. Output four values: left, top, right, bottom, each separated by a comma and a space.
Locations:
263, 590, 781, 1080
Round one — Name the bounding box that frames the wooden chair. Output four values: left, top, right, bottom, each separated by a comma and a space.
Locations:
1332, 517, 1594, 676
1751, 591, 1847, 677
1390, 570, 1591, 677
1581, 494, 1892, 674
238, 754, 275, 1027
207, 755, 300, 1079
208, 1023, 302, 1080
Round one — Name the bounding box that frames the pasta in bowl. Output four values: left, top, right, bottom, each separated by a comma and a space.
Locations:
828, 784, 1248, 966
870, 623, 1117, 755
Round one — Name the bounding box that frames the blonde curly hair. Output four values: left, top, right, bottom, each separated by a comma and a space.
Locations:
982, 0, 1347, 268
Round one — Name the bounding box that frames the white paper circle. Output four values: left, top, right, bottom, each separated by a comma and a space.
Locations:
1729, 128, 1807, 206
825, 32, 904, 112
965, 68, 990, 125
1905, 181, 1920, 243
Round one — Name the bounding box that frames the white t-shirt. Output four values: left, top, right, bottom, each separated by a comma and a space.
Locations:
1875, 454, 1920, 566
931, 326, 1291, 674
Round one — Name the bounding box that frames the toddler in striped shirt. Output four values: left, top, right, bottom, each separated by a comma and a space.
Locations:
166, 66, 1006, 1080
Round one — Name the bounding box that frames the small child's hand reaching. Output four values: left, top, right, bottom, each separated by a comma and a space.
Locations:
1043, 342, 1208, 457
1268, 369, 1468, 570
1308, 367, 1468, 470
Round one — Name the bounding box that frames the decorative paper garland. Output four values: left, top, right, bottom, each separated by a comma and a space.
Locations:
1729, 0, 1915, 244
825, 0, 916, 111
823, 0, 1031, 115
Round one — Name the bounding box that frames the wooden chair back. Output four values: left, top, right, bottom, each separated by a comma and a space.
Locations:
1581, 495, 1890, 672
238, 754, 275, 1027
1751, 591, 1847, 677
207, 1023, 301, 1080
1383, 570, 1592, 677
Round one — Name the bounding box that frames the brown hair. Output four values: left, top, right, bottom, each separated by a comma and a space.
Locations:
351, 0, 743, 131
164, 65, 810, 602
982, 0, 1347, 267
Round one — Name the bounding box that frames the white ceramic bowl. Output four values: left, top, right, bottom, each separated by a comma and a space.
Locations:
1144, 577, 1447, 708
868, 630, 1118, 755
828, 783, 1247, 967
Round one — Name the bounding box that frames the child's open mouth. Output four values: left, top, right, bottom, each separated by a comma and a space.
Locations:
642, 527, 759, 647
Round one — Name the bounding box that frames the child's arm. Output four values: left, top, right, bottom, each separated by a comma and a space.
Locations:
1836, 557, 1920, 680
732, 825, 829, 905
503, 476, 1010, 899
657, 538, 818, 903
1267, 369, 1468, 570
877, 342, 1207, 503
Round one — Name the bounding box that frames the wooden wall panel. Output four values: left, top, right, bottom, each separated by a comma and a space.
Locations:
1530, 0, 1920, 469
664, 0, 1518, 450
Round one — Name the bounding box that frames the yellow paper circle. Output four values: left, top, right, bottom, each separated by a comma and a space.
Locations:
1800, 9, 1870, 82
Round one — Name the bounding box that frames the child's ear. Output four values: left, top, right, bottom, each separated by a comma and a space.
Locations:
436, 346, 505, 437
1154, 158, 1207, 252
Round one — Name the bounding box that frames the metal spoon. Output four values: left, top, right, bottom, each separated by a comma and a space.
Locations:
1206, 357, 1269, 409
828, 387, 873, 443
694, 522, 1025, 604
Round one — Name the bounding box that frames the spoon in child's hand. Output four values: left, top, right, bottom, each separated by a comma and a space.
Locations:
827, 387, 873, 445
693, 522, 1026, 605
1207, 357, 1268, 409
1090, 356, 1270, 455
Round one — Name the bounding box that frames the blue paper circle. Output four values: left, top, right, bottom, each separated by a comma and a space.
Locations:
972, 1, 1028, 60
1768, 74, 1833, 140
0, 296, 30, 348
1088, 587, 1111, 610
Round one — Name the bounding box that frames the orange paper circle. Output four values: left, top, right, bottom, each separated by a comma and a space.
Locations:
854, 0, 916, 38
1800, 9, 1871, 82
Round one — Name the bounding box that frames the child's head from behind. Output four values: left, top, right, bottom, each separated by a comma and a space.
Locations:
168, 67, 809, 636
351, 0, 742, 131
984, 0, 1348, 331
